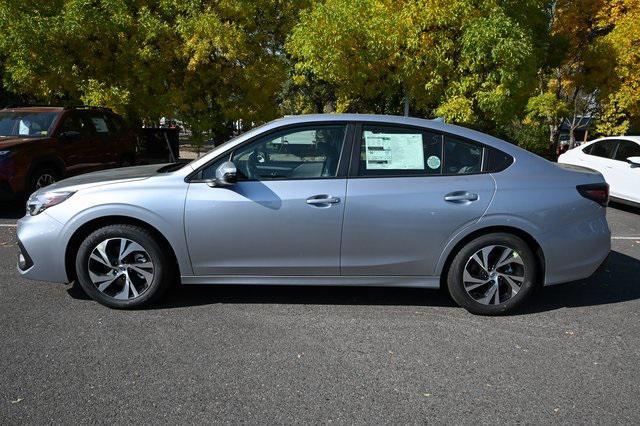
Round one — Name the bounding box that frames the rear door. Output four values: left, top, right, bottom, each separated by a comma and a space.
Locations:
583, 139, 619, 186
611, 139, 640, 202
340, 124, 495, 276
86, 111, 119, 168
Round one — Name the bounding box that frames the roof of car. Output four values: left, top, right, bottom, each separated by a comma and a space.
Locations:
1, 106, 65, 113
272, 113, 528, 153
593, 136, 640, 143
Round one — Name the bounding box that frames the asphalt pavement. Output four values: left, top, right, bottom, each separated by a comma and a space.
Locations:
0, 203, 639, 424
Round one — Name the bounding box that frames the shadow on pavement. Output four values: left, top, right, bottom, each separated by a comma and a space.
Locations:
0, 202, 24, 220
66, 249, 639, 313
519, 250, 640, 314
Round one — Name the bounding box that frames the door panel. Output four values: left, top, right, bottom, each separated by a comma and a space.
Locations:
87, 112, 118, 168
341, 175, 495, 276
56, 112, 101, 175
185, 179, 347, 276
611, 140, 640, 202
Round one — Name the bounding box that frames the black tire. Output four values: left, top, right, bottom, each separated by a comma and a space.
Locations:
28, 166, 59, 195
120, 153, 135, 167
74, 224, 174, 309
446, 233, 539, 315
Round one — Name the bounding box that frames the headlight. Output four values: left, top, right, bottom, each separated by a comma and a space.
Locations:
26, 190, 76, 216
0, 150, 11, 159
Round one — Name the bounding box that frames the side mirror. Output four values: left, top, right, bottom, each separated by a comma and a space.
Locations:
59, 130, 81, 140
626, 156, 640, 167
207, 161, 237, 187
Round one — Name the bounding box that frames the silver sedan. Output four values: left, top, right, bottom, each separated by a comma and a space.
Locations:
17, 114, 611, 314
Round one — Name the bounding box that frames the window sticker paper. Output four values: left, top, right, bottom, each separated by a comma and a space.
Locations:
364, 131, 424, 170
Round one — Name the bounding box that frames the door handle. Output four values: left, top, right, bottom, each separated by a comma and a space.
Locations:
444, 192, 479, 203
306, 195, 341, 206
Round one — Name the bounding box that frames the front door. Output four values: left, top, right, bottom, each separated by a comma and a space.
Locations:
184, 124, 351, 276
340, 124, 495, 276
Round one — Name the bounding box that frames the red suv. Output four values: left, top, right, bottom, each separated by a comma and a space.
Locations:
0, 106, 136, 200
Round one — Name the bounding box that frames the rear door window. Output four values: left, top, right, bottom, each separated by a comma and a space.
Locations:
88, 113, 112, 134
443, 136, 483, 174
589, 140, 618, 159
59, 113, 95, 138
358, 125, 442, 176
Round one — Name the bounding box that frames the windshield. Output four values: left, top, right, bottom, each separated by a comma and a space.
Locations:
0, 111, 59, 137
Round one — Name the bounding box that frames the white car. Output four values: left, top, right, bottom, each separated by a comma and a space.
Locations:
559, 136, 640, 207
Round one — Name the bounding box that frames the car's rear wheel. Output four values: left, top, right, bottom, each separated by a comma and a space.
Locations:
75, 224, 174, 309
447, 233, 538, 315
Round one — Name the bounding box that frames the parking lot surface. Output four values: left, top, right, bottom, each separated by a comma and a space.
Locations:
1, 203, 639, 424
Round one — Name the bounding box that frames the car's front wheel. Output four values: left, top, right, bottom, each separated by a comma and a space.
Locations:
447, 233, 539, 315
75, 224, 174, 309
28, 167, 59, 195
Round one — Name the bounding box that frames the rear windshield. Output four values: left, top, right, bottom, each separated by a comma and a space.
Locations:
0, 111, 59, 137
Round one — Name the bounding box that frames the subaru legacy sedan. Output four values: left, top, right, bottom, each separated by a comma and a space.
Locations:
17, 114, 611, 315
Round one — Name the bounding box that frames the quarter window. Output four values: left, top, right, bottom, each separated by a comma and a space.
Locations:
614, 140, 640, 161
484, 147, 514, 172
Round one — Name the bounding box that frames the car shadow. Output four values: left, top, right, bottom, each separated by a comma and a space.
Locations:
0, 202, 24, 220
67, 250, 640, 314
518, 250, 640, 314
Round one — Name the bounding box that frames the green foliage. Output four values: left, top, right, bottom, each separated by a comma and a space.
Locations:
504, 120, 550, 157
0, 0, 309, 132
0, 0, 638, 152
287, 0, 549, 131
525, 92, 569, 125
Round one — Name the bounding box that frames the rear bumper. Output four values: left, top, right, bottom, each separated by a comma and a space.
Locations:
16, 212, 69, 283
542, 212, 611, 286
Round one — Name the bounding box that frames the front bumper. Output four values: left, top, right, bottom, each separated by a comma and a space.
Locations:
16, 212, 69, 283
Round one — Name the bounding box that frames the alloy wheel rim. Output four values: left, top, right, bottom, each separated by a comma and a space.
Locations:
35, 173, 56, 189
462, 245, 526, 306
87, 238, 155, 300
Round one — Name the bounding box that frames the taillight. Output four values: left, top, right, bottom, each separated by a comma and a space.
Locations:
577, 183, 609, 207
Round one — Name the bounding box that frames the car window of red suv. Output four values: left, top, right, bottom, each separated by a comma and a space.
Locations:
87, 113, 114, 135
58, 113, 94, 137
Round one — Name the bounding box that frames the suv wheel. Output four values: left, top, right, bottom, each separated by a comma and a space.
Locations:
75, 224, 174, 309
447, 233, 538, 315
29, 167, 59, 194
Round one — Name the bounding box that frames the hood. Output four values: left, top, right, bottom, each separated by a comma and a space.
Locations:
41, 163, 174, 193
0, 136, 51, 148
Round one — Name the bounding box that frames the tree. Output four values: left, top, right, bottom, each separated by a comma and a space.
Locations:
286, 0, 550, 134
0, 0, 309, 132
593, 0, 640, 135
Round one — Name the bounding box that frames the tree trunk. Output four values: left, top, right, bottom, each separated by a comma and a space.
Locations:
569, 125, 576, 149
